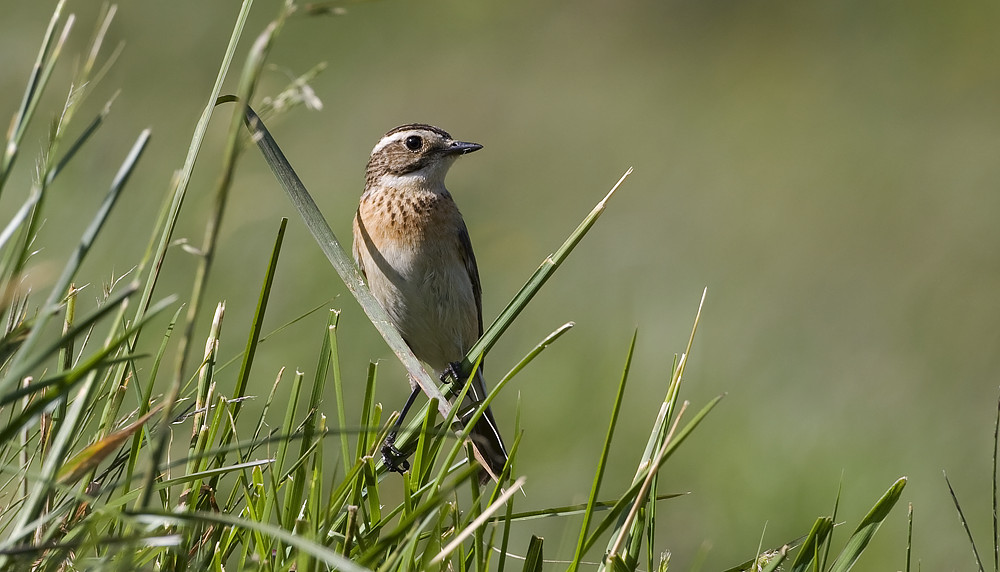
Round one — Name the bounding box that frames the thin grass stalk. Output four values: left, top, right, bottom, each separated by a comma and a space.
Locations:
175, 4, 292, 387
487, 494, 682, 525
582, 395, 723, 555
356, 362, 379, 468
993, 391, 999, 572
210, 218, 286, 485
0, 190, 41, 255
459, 168, 631, 378
658, 288, 706, 449
410, 397, 440, 493
605, 402, 689, 565
0, 0, 69, 191
286, 318, 334, 536
188, 303, 225, 479
495, 434, 520, 572
568, 331, 636, 572
329, 312, 353, 476
906, 503, 913, 572
136, 2, 255, 511
5, 14, 78, 304
272, 369, 305, 528
431, 476, 526, 566
603, 292, 706, 566
43, 5, 118, 183
128, 1, 252, 395
822, 479, 845, 569
945, 471, 986, 572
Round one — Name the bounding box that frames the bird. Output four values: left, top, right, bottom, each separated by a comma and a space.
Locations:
352, 123, 508, 481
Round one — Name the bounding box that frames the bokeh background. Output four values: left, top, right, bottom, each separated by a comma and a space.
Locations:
4, 1, 1000, 569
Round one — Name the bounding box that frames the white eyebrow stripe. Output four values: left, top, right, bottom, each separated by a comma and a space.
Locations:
369, 129, 438, 156
369, 133, 401, 156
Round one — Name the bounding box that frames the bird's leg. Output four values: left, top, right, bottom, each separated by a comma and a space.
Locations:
382, 386, 421, 474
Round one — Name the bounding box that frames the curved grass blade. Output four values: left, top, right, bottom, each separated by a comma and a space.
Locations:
789, 516, 834, 572
828, 477, 907, 572
459, 169, 631, 380
235, 102, 448, 418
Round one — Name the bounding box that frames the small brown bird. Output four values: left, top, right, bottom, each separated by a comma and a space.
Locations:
352, 124, 508, 480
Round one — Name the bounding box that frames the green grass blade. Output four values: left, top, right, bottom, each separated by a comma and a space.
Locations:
328, 311, 353, 476
45, 99, 114, 186
0, 283, 138, 405
175, 7, 291, 385
234, 218, 285, 419
583, 395, 722, 555
905, 502, 913, 572
0, 129, 149, 397
993, 391, 999, 572
130, 0, 253, 342
0, 0, 69, 190
237, 103, 449, 418
134, 510, 374, 572
488, 494, 683, 524
355, 362, 379, 467
789, 516, 834, 572
521, 535, 544, 572
569, 330, 637, 571
0, 189, 41, 252
459, 168, 631, 379
827, 477, 907, 572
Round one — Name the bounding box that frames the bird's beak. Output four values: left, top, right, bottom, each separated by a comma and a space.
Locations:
444, 140, 483, 155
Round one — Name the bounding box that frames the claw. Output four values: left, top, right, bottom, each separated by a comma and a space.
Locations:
381, 433, 411, 474
440, 361, 464, 384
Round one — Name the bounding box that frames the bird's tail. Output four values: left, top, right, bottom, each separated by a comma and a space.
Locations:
458, 369, 508, 483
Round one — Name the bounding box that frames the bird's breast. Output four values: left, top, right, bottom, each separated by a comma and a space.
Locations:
353, 186, 478, 369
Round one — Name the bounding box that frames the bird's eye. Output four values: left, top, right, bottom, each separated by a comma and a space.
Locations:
404, 135, 423, 151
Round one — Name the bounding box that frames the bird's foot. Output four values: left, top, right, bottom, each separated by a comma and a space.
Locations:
381, 432, 410, 474
440, 361, 466, 397
440, 361, 465, 384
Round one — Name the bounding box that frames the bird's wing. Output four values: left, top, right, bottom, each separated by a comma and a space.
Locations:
457, 224, 483, 337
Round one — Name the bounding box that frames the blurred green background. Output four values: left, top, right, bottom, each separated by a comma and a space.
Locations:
5, 0, 1000, 569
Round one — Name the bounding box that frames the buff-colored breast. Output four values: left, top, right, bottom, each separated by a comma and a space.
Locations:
353, 185, 479, 372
